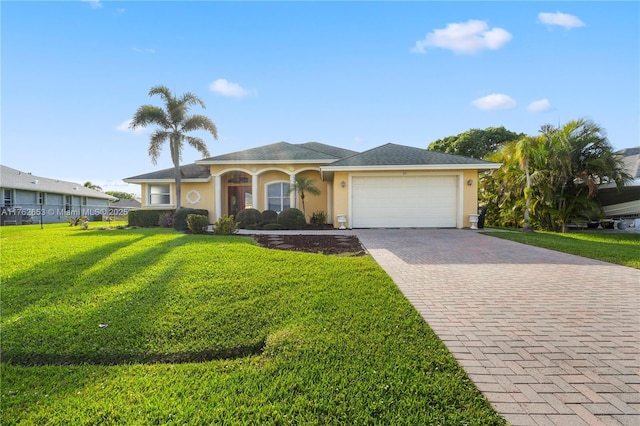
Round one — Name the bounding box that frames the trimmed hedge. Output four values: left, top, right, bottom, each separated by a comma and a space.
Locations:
187, 214, 209, 234
236, 208, 261, 229
174, 208, 209, 231
259, 210, 278, 227
128, 209, 175, 228
277, 208, 307, 230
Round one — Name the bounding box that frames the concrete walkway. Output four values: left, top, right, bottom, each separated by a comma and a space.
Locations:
355, 229, 640, 426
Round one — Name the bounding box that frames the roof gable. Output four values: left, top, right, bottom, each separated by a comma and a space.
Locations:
324, 143, 500, 168
0, 165, 116, 200
124, 163, 211, 181
197, 141, 352, 164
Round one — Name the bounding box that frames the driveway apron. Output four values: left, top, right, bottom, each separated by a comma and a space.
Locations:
355, 229, 640, 426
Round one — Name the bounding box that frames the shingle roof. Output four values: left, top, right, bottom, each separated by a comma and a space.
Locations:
124, 163, 211, 181
0, 165, 116, 200
197, 141, 352, 163
323, 143, 500, 168
618, 147, 640, 179
296, 142, 359, 159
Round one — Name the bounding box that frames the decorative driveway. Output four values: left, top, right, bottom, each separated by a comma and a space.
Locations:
355, 229, 640, 426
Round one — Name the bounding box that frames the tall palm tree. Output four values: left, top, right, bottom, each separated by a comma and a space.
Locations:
289, 175, 321, 218
130, 85, 218, 209
514, 135, 545, 232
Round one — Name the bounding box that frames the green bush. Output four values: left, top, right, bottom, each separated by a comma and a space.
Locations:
213, 215, 238, 235
259, 210, 278, 227
158, 211, 173, 228
173, 208, 208, 231
277, 208, 307, 230
263, 222, 285, 230
128, 209, 174, 227
187, 214, 209, 234
236, 208, 261, 229
310, 210, 327, 225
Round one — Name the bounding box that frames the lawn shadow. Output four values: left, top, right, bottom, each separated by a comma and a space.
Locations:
2, 231, 267, 366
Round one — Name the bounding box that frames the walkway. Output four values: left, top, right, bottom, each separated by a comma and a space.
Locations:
355, 229, 639, 426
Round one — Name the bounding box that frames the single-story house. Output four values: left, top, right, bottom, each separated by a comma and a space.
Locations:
123, 142, 501, 228
597, 147, 640, 219
0, 165, 116, 225
109, 198, 142, 219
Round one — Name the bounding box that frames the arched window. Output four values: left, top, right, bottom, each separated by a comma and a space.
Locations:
266, 182, 290, 212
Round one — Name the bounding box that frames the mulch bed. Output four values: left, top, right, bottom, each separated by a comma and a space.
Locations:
254, 234, 366, 256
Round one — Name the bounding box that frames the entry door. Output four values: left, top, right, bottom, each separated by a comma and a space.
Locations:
228, 186, 251, 216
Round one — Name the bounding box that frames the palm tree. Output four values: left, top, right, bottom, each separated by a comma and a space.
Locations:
130, 85, 218, 209
289, 175, 321, 218
514, 135, 545, 232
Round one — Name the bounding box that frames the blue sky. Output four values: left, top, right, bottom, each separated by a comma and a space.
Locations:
2, 1, 639, 196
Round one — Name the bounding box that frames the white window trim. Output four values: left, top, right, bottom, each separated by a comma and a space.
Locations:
265, 181, 291, 212
147, 184, 172, 207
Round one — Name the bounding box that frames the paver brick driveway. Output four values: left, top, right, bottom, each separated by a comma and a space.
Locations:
355, 229, 640, 426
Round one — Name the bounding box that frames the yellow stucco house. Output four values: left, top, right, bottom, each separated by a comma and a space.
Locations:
123, 141, 500, 228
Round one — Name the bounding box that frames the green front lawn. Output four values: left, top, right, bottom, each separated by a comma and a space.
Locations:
483, 229, 640, 269
1, 224, 504, 425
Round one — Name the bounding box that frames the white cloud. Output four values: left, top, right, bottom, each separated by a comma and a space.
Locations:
412, 20, 512, 54
116, 119, 146, 134
209, 79, 254, 97
82, 0, 103, 9
528, 98, 552, 112
471, 94, 516, 110
538, 12, 585, 29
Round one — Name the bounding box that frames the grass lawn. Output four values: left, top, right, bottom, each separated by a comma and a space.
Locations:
483, 229, 640, 269
1, 224, 505, 425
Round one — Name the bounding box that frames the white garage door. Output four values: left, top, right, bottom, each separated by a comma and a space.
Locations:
351, 175, 458, 228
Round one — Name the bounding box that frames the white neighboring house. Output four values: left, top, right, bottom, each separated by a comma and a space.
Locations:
597, 147, 640, 221
0, 165, 116, 225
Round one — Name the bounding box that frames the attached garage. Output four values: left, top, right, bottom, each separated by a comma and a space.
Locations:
322, 143, 501, 229
351, 175, 459, 228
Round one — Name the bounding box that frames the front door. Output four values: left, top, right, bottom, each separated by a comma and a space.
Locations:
228, 186, 251, 216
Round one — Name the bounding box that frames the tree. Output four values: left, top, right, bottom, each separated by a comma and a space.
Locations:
130, 85, 218, 209
481, 118, 630, 232
428, 126, 524, 159
105, 191, 136, 200
514, 135, 546, 232
84, 181, 103, 191
288, 175, 321, 218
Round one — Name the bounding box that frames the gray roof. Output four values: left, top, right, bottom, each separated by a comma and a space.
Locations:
323, 143, 501, 168
124, 163, 211, 181
197, 141, 354, 163
618, 147, 640, 179
110, 198, 141, 208
0, 165, 116, 200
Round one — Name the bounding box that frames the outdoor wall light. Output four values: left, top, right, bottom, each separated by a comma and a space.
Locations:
467, 179, 473, 186
341, 181, 346, 188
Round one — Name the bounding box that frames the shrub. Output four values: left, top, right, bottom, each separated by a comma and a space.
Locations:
277, 208, 307, 230
187, 214, 209, 234
213, 215, 238, 235
173, 208, 208, 231
310, 210, 327, 225
158, 211, 174, 228
236, 208, 261, 229
259, 210, 278, 228
263, 222, 285, 230
128, 210, 174, 227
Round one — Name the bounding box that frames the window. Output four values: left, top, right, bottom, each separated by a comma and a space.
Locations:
149, 184, 171, 205
3, 189, 13, 207
82, 197, 88, 206
267, 182, 290, 212
65, 195, 72, 211
38, 192, 46, 205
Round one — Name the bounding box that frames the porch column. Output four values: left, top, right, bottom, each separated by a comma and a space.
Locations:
289, 174, 296, 209
326, 183, 333, 224
252, 174, 259, 210
214, 174, 222, 221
